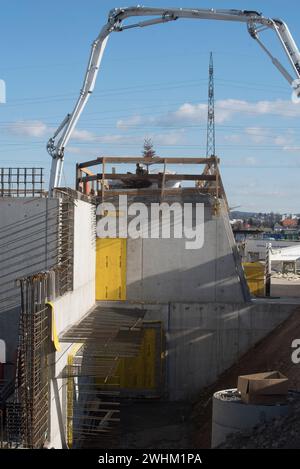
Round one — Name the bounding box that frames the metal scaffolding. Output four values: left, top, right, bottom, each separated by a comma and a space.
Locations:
0, 168, 45, 197
6, 273, 50, 448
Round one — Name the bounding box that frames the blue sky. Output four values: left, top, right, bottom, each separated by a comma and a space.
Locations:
1, 0, 300, 212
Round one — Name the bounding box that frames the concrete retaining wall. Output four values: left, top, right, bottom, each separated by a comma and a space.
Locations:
165, 302, 295, 400
99, 299, 296, 401
126, 199, 249, 303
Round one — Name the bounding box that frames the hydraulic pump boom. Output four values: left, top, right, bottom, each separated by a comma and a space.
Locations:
47, 6, 300, 191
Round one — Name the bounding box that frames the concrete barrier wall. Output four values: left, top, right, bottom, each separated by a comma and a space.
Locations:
49, 199, 95, 448
165, 302, 295, 400
126, 200, 249, 303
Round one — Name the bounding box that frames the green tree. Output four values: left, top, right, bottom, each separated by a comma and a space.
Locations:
142, 138, 156, 158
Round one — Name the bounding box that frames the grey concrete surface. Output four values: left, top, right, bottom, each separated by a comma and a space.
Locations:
126, 199, 249, 303
0, 197, 59, 360
97, 299, 296, 401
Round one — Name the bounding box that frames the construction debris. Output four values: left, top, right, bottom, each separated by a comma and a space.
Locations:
272, 272, 300, 281
237, 371, 289, 405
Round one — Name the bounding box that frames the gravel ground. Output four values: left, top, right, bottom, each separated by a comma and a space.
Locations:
219, 395, 300, 449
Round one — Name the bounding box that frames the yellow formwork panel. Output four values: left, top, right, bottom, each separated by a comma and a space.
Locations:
243, 262, 265, 297
118, 328, 157, 389
67, 343, 83, 449
96, 238, 126, 300
46, 302, 61, 352
96, 326, 161, 391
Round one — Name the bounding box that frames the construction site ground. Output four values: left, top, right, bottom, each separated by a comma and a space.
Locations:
271, 277, 300, 297
116, 306, 300, 449
120, 401, 193, 449
190, 306, 300, 448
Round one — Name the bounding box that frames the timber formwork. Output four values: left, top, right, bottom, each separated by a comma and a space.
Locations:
60, 306, 146, 448
75, 156, 227, 203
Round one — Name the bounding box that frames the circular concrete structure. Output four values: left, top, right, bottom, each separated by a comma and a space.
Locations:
211, 388, 289, 448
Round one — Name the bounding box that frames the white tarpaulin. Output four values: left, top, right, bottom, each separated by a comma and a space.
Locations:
269, 244, 300, 262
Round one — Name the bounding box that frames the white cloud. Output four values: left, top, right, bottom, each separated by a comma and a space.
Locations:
151, 130, 185, 145
72, 129, 95, 142
245, 127, 269, 144
274, 135, 289, 146
116, 98, 300, 129
217, 99, 300, 118
152, 102, 231, 126
66, 146, 86, 155
5, 116, 187, 150
69, 130, 185, 148
283, 145, 300, 152
171, 103, 208, 123
7, 120, 49, 137
117, 115, 142, 130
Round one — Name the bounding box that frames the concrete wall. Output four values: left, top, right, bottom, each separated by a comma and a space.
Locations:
99, 299, 296, 402
126, 198, 249, 303
0, 195, 95, 448
165, 301, 296, 400
0, 197, 59, 361
53, 199, 95, 335
48, 199, 95, 448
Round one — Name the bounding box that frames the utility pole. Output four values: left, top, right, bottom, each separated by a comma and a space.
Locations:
206, 52, 216, 157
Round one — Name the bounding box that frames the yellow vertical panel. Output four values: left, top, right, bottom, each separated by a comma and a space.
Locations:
96, 325, 163, 392
96, 238, 126, 300
242, 262, 265, 297
66, 354, 73, 449
118, 328, 157, 389
67, 343, 83, 449
144, 329, 156, 388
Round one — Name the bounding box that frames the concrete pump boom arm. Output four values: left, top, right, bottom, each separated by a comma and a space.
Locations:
47, 5, 300, 191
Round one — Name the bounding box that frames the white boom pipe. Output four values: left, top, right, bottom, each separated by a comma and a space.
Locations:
48, 6, 300, 191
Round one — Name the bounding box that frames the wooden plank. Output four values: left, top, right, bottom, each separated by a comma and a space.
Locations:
78, 156, 219, 168
94, 187, 217, 198
81, 167, 95, 176
80, 173, 216, 182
